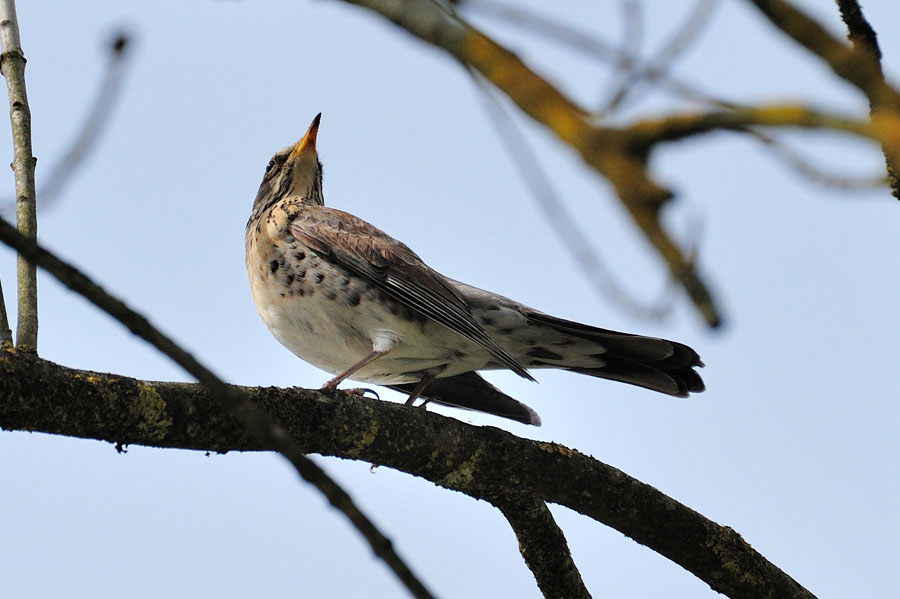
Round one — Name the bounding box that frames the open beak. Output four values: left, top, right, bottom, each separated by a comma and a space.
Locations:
288, 113, 322, 160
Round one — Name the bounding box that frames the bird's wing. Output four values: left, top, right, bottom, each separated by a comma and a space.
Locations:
289, 205, 533, 380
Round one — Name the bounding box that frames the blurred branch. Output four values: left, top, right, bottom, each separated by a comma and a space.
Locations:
601, 0, 719, 115
494, 496, 591, 599
834, 0, 898, 198
341, 0, 900, 328
836, 0, 882, 61
471, 68, 679, 321
598, 0, 642, 114
468, 0, 733, 109
0, 0, 38, 350
0, 31, 133, 216
748, 129, 886, 190
746, 0, 900, 197
38, 31, 132, 209
0, 349, 818, 599
466, 0, 883, 192
627, 104, 873, 146
0, 216, 435, 599
343, 0, 723, 327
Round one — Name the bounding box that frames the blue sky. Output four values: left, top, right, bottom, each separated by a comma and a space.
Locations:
2, 1, 898, 597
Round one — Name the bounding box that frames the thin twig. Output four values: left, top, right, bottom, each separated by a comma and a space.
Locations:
36, 31, 132, 210
745, 0, 900, 196
0, 31, 132, 216
468, 0, 734, 110
471, 68, 679, 321
598, 0, 643, 114
601, 0, 720, 115
0, 0, 37, 350
0, 214, 436, 599
747, 128, 886, 189
494, 496, 592, 599
0, 275, 11, 346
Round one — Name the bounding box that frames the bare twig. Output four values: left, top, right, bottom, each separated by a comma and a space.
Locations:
599, 0, 643, 114
748, 129, 886, 189
494, 496, 592, 599
0, 31, 133, 217
0, 275, 11, 346
601, 0, 720, 115
0, 215, 436, 599
0, 0, 37, 350
469, 0, 732, 110
36, 31, 132, 210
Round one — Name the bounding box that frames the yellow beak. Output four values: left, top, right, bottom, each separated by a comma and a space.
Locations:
288, 113, 322, 160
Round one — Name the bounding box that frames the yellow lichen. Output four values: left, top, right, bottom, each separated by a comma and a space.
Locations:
130, 384, 173, 442
439, 447, 484, 488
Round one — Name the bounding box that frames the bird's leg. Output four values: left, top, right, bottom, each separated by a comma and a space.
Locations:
321, 349, 390, 390
403, 372, 437, 406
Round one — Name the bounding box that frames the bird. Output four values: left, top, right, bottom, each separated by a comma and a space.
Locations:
245, 113, 704, 426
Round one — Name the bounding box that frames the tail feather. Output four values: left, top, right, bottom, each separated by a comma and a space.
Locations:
525, 312, 705, 397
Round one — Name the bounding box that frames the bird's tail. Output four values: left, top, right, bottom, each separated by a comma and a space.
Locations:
389, 371, 541, 426
522, 312, 705, 397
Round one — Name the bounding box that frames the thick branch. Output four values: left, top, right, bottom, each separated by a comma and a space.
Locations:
0, 216, 434, 599
494, 496, 591, 599
0, 350, 816, 599
0, 0, 38, 350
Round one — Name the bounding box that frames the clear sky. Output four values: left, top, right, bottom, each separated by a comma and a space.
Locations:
2, 1, 898, 597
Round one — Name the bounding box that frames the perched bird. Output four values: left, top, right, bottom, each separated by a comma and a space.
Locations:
246, 114, 704, 426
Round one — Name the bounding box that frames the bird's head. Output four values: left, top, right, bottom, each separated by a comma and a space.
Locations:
253, 113, 324, 212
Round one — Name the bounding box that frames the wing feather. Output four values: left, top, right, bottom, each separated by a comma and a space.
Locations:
290, 206, 533, 380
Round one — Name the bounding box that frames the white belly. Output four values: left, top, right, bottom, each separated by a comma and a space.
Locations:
248, 250, 485, 384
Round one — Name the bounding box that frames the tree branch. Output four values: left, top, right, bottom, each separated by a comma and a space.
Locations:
494, 496, 591, 599
0, 0, 38, 350
340, 0, 723, 328
746, 0, 900, 196
0, 215, 435, 599
834, 0, 899, 198
0, 349, 817, 599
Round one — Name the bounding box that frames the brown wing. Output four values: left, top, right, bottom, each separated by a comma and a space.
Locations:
289, 205, 533, 380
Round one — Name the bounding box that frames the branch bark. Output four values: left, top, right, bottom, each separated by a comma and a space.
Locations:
0, 349, 817, 599
495, 496, 591, 599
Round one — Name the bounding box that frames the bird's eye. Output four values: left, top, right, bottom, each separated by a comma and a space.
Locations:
265, 160, 276, 173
